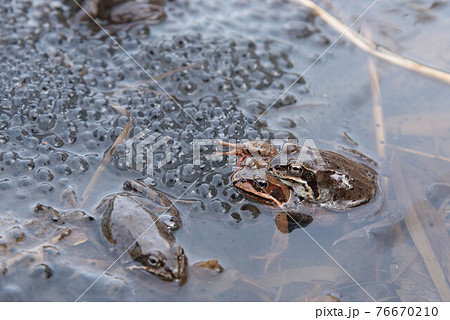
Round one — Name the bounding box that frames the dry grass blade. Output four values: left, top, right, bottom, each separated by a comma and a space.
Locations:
389, 145, 450, 164
113, 63, 200, 96
303, 293, 341, 302
139, 63, 200, 84
296, 0, 450, 84
391, 154, 450, 300
258, 266, 347, 287
367, 52, 389, 189
368, 58, 386, 158
263, 102, 329, 115
271, 271, 287, 302
79, 103, 131, 207
404, 178, 450, 280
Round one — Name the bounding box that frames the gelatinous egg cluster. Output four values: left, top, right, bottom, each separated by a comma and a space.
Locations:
0, 1, 319, 224
0, 0, 329, 301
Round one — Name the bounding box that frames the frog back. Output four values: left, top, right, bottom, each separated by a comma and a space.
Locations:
98, 193, 175, 253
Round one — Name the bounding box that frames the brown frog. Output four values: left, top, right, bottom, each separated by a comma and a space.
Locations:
222, 140, 402, 240
232, 157, 293, 208
267, 144, 379, 211
217, 140, 278, 166
219, 140, 317, 229
74, 0, 166, 32
96, 179, 187, 284
231, 156, 315, 231
219, 141, 313, 272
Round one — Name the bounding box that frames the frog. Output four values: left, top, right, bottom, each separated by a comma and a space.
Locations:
218, 140, 316, 231
230, 156, 314, 231
74, 0, 166, 33
218, 141, 313, 272
217, 140, 278, 166
231, 157, 293, 208
122, 179, 183, 231
95, 179, 188, 285
221, 140, 402, 240
266, 144, 379, 211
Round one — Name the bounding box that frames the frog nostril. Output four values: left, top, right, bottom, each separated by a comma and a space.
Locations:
165, 266, 174, 275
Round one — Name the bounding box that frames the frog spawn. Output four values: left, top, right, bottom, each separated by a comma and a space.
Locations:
1, 4, 307, 228
0, 201, 95, 284
0, 0, 347, 298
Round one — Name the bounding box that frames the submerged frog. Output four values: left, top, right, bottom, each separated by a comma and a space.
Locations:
75, 0, 166, 32
96, 179, 187, 284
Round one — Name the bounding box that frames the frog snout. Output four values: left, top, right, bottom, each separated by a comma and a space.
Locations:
171, 259, 188, 286
166, 246, 188, 284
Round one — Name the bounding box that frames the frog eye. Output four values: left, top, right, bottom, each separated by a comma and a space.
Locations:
254, 179, 269, 190
148, 255, 162, 267
288, 165, 303, 175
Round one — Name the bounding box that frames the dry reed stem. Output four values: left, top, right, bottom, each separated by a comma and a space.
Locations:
392, 154, 450, 300
368, 59, 386, 158
264, 102, 329, 115
406, 180, 450, 291
79, 103, 131, 207
389, 145, 450, 164
367, 47, 389, 189
259, 265, 346, 287
296, 0, 450, 85
113, 63, 199, 97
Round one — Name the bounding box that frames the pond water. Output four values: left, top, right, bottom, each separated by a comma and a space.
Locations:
0, 0, 449, 301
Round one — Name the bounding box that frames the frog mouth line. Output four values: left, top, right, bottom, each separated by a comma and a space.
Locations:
235, 186, 284, 207
145, 260, 187, 284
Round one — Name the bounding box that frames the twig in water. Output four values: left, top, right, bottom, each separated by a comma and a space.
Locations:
296, 0, 450, 84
